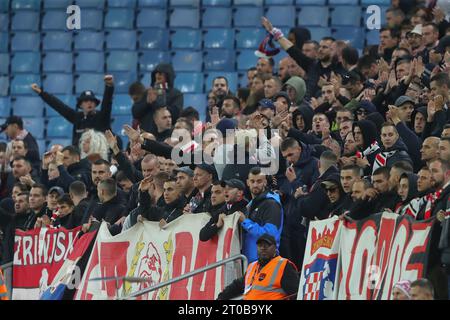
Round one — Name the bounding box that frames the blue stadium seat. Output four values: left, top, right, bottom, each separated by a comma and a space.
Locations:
172, 51, 202, 72
43, 32, 73, 52
111, 115, 132, 137
36, 139, 46, 153
266, 6, 296, 28
74, 31, 104, 51
183, 93, 205, 111
171, 29, 201, 50
202, 7, 232, 28
12, 96, 44, 117
47, 117, 72, 138
138, 0, 166, 7
110, 71, 138, 93
298, 7, 329, 27
202, 0, 231, 6
46, 95, 76, 117
366, 30, 380, 45
107, 51, 138, 72
0, 13, 8, 31
44, 0, 72, 8
105, 8, 135, 29
75, 73, 105, 94
0, 97, 10, 117
234, 0, 263, 5
139, 51, 171, 73
0, 33, 7, 52
331, 6, 362, 27
42, 10, 67, 31
106, 30, 137, 50
112, 94, 132, 115
0, 53, 9, 74
308, 27, 332, 41
266, 0, 293, 4
43, 52, 73, 73
74, 0, 105, 9
236, 28, 266, 49
234, 7, 264, 27
11, 52, 40, 74
136, 8, 166, 28
0, 77, 8, 96
332, 27, 365, 49
12, 0, 41, 10
11, 32, 40, 51
81, 9, 104, 30
170, 8, 199, 28
170, 0, 199, 6
205, 72, 237, 93
23, 117, 45, 139
12, 11, 40, 31
204, 49, 235, 72
296, 0, 326, 4
237, 50, 257, 71
75, 52, 105, 73
361, 0, 390, 4
138, 29, 169, 50
108, 0, 136, 7
43, 73, 73, 95
204, 28, 234, 49
329, 0, 359, 4
174, 72, 203, 93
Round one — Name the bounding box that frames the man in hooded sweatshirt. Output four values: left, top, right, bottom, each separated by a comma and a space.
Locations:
352, 120, 381, 176
132, 63, 183, 133
282, 76, 308, 108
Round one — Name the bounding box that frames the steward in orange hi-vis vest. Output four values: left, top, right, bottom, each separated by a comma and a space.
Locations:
217, 234, 299, 300
0, 269, 8, 300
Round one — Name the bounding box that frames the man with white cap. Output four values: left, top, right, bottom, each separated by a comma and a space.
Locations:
406, 24, 426, 58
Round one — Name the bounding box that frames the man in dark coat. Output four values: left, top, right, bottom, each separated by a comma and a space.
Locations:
31, 75, 114, 145
92, 178, 127, 225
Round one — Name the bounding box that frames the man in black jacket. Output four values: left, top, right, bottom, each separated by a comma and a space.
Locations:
31, 75, 114, 145
61, 146, 91, 189
92, 178, 126, 225
132, 63, 183, 133
175, 166, 196, 203
69, 181, 89, 227
24, 184, 52, 230
185, 164, 216, 214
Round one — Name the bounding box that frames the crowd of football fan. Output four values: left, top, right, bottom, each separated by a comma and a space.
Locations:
1, 2, 450, 300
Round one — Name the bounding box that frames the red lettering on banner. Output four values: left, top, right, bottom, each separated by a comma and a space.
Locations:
190, 237, 218, 300
221, 228, 233, 289
403, 220, 432, 280
78, 243, 99, 300
99, 242, 130, 298
169, 232, 193, 300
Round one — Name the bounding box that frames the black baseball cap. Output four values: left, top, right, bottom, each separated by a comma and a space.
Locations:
48, 186, 64, 197
174, 166, 194, 177
342, 70, 362, 85
221, 179, 246, 191
257, 234, 277, 246
1, 116, 23, 132
196, 163, 217, 179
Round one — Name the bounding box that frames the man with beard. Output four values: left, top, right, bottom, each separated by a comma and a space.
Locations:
421, 137, 440, 166
217, 234, 299, 300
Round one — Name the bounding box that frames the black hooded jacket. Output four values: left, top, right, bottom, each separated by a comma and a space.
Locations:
395, 173, 419, 214
292, 106, 314, 133
375, 137, 413, 171
132, 63, 183, 133
353, 120, 380, 175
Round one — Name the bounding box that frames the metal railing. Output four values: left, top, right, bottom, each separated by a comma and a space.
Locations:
118, 254, 248, 300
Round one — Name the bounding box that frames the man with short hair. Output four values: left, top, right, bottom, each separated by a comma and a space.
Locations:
263, 76, 282, 99
278, 57, 290, 83
93, 178, 126, 224
386, 7, 405, 29
25, 184, 51, 230
302, 40, 319, 60
256, 57, 274, 75
152, 106, 173, 142
69, 181, 89, 227
423, 23, 440, 50
175, 167, 196, 203
340, 165, 362, 210
421, 137, 441, 165
378, 27, 400, 63
351, 179, 371, 202
185, 164, 216, 214
220, 95, 240, 119
5, 156, 35, 197
439, 137, 450, 162
410, 279, 434, 300
61, 145, 91, 187
389, 161, 414, 192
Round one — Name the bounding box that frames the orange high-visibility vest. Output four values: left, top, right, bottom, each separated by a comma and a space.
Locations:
0, 269, 8, 300
243, 256, 289, 300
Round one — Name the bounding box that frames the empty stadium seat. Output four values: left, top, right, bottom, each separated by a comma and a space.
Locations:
361, 0, 390, 4
234, 0, 263, 5
236, 28, 266, 49
0, 33, 7, 52
111, 115, 132, 137
139, 51, 171, 72
170, 0, 199, 6
75, 73, 105, 94
136, 8, 167, 28
234, 7, 263, 27
23, 117, 45, 139
36, 139, 46, 153
12, 96, 44, 117
138, 29, 169, 50
204, 49, 235, 72
112, 94, 132, 115
308, 27, 332, 41
331, 6, 362, 27
11, 32, 40, 51
296, 0, 326, 4
366, 29, 380, 45
12, 11, 40, 31
42, 10, 67, 31
202, 7, 232, 28
332, 27, 365, 49
43, 32, 73, 52
11, 52, 41, 74
0, 13, 8, 31
43, 73, 73, 95
46, 95, 76, 117
266, 6, 296, 28
205, 72, 237, 93
0, 76, 8, 96
47, 117, 72, 138
74, 31, 104, 51
108, 0, 137, 7
74, 0, 105, 9
202, 0, 231, 6
138, 0, 166, 7
183, 93, 206, 118
298, 6, 329, 27
106, 30, 137, 50
170, 29, 201, 50
174, 72, 204, 93
12, 0, 41, 10
81, 9, 104, 31
44, 0, 72, 8
237, 50, 257, 71
204, 28, 234, 49
170, 8, 199, 28
75, 52, 105, 73
105, 8, 135, 29
110, 71, 138, 93
0, 53, 9, 74
329, 0, 359, 4
43, 52, 73, 73
0, 97, 10, 117
107, 51, 138, 72
172, 51, 202, 72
